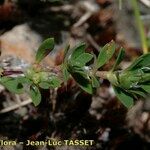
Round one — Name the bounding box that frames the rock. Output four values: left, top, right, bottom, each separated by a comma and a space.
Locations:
113, 0, 150, 49
127, 99, 150, 142
0, 24, 42, 64
113, 1, 141, 49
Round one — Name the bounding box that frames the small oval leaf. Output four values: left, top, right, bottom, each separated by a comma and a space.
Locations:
0, 77, 24, 94
47, 76, 62, 88
112, 47, 125, 71
71, 71, 93, 94
97, 41, 116, 69
129, 89, 146, 98
69, 43, 86, 61
91, 75, 100, 88
141, 84, 150, 93
29, 85, 41, 106
39, 82, 51, 89
36, 38, 55, 63
73, 53, 93, 67
113, 86, 134, 108
126, 53, 150, 71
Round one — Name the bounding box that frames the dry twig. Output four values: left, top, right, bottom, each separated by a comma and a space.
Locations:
0, 98, 32, 114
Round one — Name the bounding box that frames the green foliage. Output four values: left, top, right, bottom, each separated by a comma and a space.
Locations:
71, 71, 93, 94
63, 43, 93, 94
0, 37, 150, 108
72, 53, 93, 67
141, 84, 150, 93
47, 75, 62, 88
126, 53, 150, 71
111, 47, 125, 71
0, 77, 24, 94
29, 85, 41, 106
109, 53, 150, 107
113, 86, 134, 108
62, 64, 70, 83
39, 82, 52, 89
35, 38, 55, 63
69, 43, 86, 61
97, 40, 115, 69
91, 75, 100, 88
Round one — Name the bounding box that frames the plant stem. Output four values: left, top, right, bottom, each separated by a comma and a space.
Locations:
96, 71, 108, 79
119, 0, 122, 10
131, 0, 148, 54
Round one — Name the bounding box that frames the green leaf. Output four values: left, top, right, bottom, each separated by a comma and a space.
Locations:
62, 64, 70, 83
32, 73, 40, 84
112, 47, 125, 71
141, 84, 150, 93
141, 67, 150, 73
63, 44, 70, 62
29, 85, 41, 106
126, 53, 150, 71
25, 67, 36, 79
36, 38, 55, 63
71, 71, 93, 94
73, 53, 93, 67
91, 75, 100, 88
39, 72, 49, 82
113, 86, 134, 108
39, 82, 51, 89
68, 65, 88, 79
70, 43, 86, 61
117, 70, 139, 89
48, 76, 62, 88
0, 76, 12, 83
0, 77, 24, 94
39, 75, 62, 89
97, 40, 116, 69
129, 89, 146, 98
67, 63, 93, 94
17, 76, 33, 85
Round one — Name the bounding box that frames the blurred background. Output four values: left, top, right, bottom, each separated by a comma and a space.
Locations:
0, 0, 150, 150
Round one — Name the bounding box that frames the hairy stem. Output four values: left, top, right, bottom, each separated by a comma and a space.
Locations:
95, 71, 108, 79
